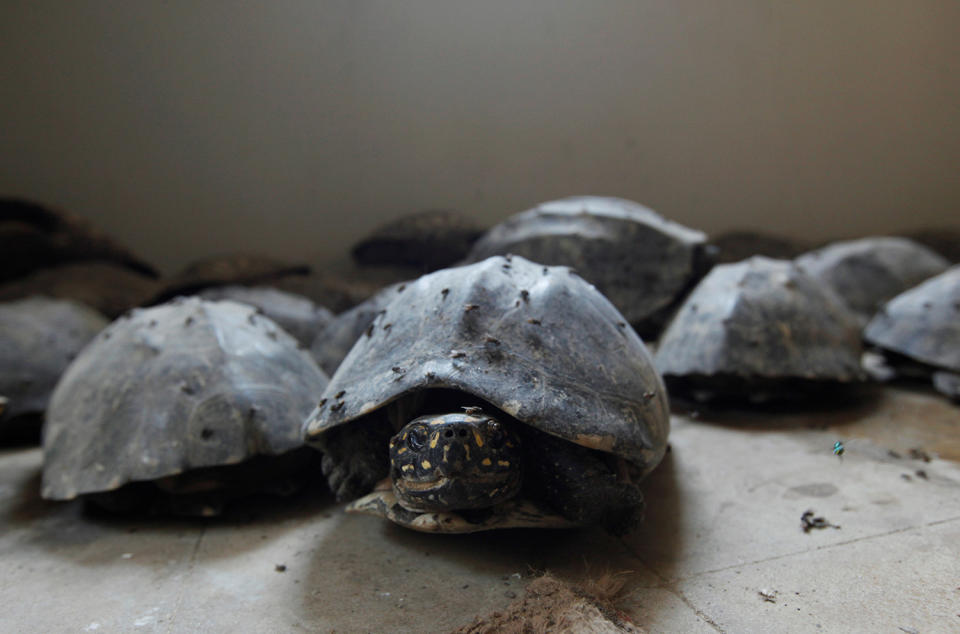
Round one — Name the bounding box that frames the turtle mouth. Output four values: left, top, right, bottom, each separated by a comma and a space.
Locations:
395, 472, 510, 492
392, 470, 521, 512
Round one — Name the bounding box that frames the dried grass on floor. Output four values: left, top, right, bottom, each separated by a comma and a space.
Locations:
453, 573, 643, 634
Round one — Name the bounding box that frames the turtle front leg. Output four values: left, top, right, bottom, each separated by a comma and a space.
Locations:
521, 429, 645, 536
315, 417, 393, 501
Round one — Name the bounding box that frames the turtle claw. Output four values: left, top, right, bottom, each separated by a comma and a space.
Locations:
321, 446, 386, 502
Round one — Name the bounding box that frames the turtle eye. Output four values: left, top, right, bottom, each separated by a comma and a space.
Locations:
485, 420, 506, 449
406, 424, 429, 451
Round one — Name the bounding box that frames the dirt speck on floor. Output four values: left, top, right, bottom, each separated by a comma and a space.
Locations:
801, 509, 841, 533
452, 574, 643, 633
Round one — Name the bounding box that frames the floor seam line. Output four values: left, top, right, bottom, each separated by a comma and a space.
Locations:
665, 514, 960, 582
165, 525, 206, 634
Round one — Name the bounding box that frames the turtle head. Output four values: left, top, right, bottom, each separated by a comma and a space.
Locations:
388, 411, 522, 512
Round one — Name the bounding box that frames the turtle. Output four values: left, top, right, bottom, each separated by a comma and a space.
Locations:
862, 265, 960, 401
463, 196, 712, 337
303, 255, 670, 535
710, 230, 813, 264
1, 197, 157, 283
654, 257, 866, 403
0, 296, 108, 442
42, 297, 329, 515
351, 209, 484, 271
309, 281, 407, 376
795, 237, 949, 323
197, 285, 334, 348
0, 261, 161, 318
904, 227, 960, 263
153, 253, 311, 303
274, 259, 410, 314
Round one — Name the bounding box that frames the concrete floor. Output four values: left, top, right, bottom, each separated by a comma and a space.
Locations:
1, 385, 958, 633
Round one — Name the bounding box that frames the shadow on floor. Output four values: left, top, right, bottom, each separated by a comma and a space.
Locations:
674, 383, 887, 431
4, 459, 339, 564
297, 453, 684, 631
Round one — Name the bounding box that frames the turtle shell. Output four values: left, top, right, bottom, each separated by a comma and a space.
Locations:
0, 198, 157, 282
654, 257, 865, 398
863, 265, 960, 376
796, 237, 949, 322
197, 285, 334, 348
42, 298, 329, 500
710, 230, 812, 264
154, 253, 310, 302
303, 255, 669, 474
0, 296, 107, 424
0, 261, 160, 318
351, 210, 484, 271
309, 282, 406, 376
904, 227, 960, 263
464, 197, 710, 336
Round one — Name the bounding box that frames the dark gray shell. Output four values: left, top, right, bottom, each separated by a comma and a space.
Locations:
351, 210, 484, 271
464, 197, 710, 335
197, 285, 334, 348
710, 230, 812, 264
863, 266, 960, 375
154, 253, 310, 302
0, 296, 107, 423
42, 298, 329, 500
304, 256, 670, 474
1, 198, 157, 282
905, 227, 960, 263
655, 257, 865, 389
796, 237, 949, 323
0, 262, 160, 318
309, 282, 406, 376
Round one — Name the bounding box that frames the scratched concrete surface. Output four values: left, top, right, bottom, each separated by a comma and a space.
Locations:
0, 385, 958, 633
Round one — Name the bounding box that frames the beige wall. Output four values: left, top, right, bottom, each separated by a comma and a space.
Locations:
2, 1, 958, 274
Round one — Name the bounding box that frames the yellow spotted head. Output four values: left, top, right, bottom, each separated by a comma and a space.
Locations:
388, 411, 522, 513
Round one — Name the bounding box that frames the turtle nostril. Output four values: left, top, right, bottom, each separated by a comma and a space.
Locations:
458, 429, 468, 437
444, 430, 454, 438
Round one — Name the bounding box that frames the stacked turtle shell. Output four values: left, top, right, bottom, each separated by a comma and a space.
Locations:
197, 285, 334, 348
464, 196, 712, 336
42, 298, 329, 514
152, 253, 311, 303
308, 281, 407, 376
0, 296, 108, 441
795, 237, 949, 323
863, 266, 960, 400
655, 257, 865, 402
0, 199, 160, 317
351, 209, 483, 271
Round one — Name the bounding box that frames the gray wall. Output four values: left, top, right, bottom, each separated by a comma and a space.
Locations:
2, 1, 958, 274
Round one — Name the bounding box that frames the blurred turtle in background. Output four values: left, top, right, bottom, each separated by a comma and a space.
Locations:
0, 198, 157, 283
309, 281, 407, 376
709, 230, 813, 264
463, 196, 712, 337
0, 262, 160, 318
42, 298, 329, 515
197, 285, 334, 348
0, 296, 108, 443
655, 257, 866, 404
863, 266, 960, 401
351, 209, 484, 272
796, 237, 949, 323
152, 253, 311, 303
904, 227, 960, 263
